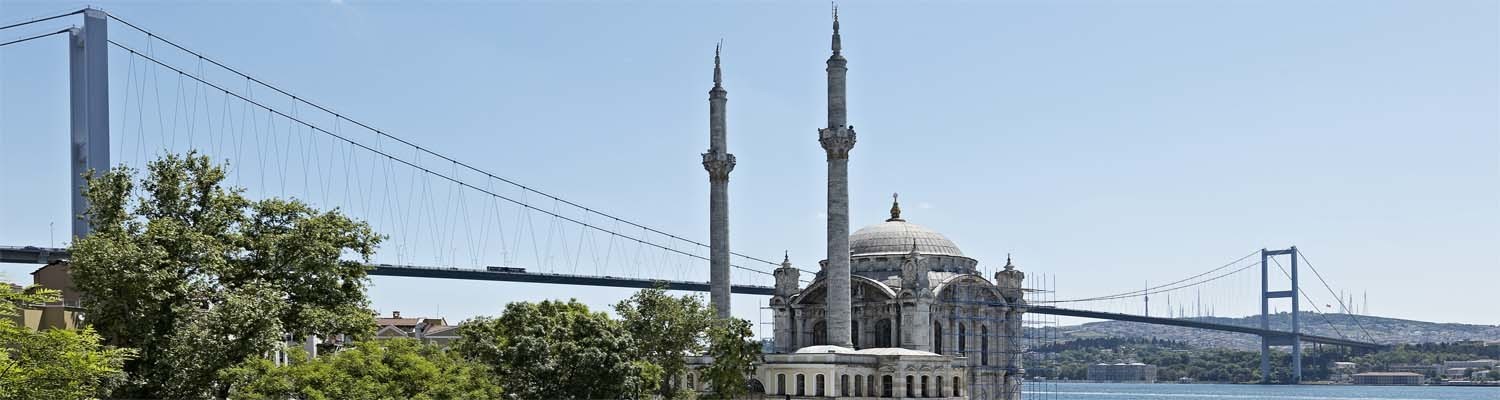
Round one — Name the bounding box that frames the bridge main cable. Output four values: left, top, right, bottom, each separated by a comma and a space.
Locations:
101, 11, 812, 275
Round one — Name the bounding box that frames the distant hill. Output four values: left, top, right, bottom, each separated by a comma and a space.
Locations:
1043, 312, 1500, 351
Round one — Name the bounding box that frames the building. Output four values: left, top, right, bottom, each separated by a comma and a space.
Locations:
683, 9, 1028, 400
374, 311, 457, 346
1352, 372, 1423, 386
1387, 363, 1441, 377
1332, 362, 1358, 382
1443, 359, 1498, 370
687, 346, 969, 398
1087, 363, 1158, 383
5, 261, 85, 332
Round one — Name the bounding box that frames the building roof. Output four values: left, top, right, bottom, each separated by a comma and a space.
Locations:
796, 345, 858, 354
852, 347, 942, 357
377, 317, 423, 327
849, 220, 963, 257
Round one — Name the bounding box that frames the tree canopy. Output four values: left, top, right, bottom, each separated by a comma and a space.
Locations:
222, 338, 502, 400
453, 299, 657, 399
70, 152, 383, 398
701, 317, 761, 399
614, 287, 713, 397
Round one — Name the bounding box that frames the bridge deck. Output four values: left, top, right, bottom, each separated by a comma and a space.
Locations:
2, 245, 1382, 348
1029, 306, 1383, 349
1, 245, 774, 295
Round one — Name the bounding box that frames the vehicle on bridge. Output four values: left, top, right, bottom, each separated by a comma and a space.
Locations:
485, 266, 527, 273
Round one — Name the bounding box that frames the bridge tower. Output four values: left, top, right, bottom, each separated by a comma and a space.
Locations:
1260, 246, 1301, 383
69, 8, 111, 239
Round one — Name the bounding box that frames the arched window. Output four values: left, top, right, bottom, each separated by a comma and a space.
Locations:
981, 325, 990, 366
953, 376, 962, 397
816, 374, 826, 397
935, 375, 944, 397
777, 374, 786, 395
796, 374, 806, 396
958, 323, 967, 356
869, 374, 877, 397
921, 375, 929, 397
686, 374, 695, 392
882, 375, 894, 398
841, 374, 850, 397
875, 319, 893, 348
906, 375, 915, 398
933, 322, 944, 354
854, 375, 863, 397
812, 321, 828, 345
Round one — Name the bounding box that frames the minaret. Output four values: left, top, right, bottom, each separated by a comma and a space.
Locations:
819, 6, 857, 348
703, 42, 736, 318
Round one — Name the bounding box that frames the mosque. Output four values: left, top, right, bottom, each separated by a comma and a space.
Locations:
689, 8, 1030, 400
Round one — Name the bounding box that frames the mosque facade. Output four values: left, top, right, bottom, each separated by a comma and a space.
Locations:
691, 9, 1029, 400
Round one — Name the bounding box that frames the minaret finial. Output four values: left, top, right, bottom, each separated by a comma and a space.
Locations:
831, 2, 842, 55
783, 251, 791, 264
1005, 253, 1016, 270
713, 40, 723, 87
887, 192, 903, 222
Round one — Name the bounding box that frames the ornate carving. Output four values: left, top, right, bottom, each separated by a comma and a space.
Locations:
701, 151, 736, 182
819, 126, 857, 160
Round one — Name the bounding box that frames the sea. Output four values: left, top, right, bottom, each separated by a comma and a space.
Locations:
1023, 382, 1499, 400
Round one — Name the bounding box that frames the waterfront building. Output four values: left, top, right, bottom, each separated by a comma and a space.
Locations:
1086, 363, 1158, 383
685, 9, 1027, 400
1351, 372, 1424, 386
1443, 359, 1498, 370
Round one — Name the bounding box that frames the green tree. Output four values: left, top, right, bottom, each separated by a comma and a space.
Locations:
0, 284, 133, 400
70, 153, 383, 399
614, 287, 713, 397
453, 299, 645, 399
700, 318, 760, 399
221, 338, 503, 400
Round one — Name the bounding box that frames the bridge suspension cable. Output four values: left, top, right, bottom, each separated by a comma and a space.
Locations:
1292, 249, 1377, 343
0, 8, 83, 32
1040, 250, 1260, 304
99, 11, 813, 276
1267, 256, 1351, 341
0, 28, 69, 48
107, 39, 784, 278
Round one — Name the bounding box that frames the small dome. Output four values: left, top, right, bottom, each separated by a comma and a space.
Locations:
849, 220, 963, 257
795, 345, 857, 354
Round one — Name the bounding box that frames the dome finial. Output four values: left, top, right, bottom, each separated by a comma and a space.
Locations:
782, 250, 791, 265
1004, 253, 1016, 271
887, 192, 904, 222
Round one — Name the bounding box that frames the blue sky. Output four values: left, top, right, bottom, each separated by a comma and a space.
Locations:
1, 1, 1495, 331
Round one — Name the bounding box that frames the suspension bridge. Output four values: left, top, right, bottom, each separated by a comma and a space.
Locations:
1, 8, 1383, 384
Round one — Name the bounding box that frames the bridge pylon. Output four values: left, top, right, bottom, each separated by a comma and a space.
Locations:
1260, 246, 1300, 384
69, 8, 111, 239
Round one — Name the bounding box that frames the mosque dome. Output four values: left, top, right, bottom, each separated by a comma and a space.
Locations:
847, 195, 964, 257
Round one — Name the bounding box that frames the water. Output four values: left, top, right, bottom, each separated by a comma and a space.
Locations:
1025, 382, 1498, 400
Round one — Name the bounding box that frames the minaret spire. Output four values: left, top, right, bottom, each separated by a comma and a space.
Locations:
703, 43, 735, 318
713, 40, 723, 87
832, 3, 842, 55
